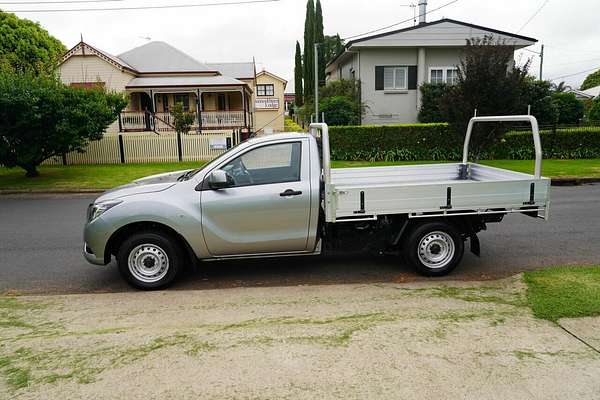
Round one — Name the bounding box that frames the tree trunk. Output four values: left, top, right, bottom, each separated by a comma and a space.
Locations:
24, 166, 39, 178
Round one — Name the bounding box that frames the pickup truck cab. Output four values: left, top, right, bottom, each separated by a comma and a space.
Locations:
84, 115, 550, 289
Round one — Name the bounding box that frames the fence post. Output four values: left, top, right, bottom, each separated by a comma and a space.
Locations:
118, 134, 126, 164
177, 132, 183, 162
62, 153, 67, 166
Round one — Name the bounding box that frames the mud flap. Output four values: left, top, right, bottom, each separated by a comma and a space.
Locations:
470, 234, 480, 257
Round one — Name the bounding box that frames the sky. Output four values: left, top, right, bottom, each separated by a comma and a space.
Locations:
5, 0, 600, 89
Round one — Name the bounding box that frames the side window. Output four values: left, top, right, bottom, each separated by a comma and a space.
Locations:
222, 142, 301, 187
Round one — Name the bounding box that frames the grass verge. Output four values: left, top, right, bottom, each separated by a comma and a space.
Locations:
0, 162, 204, 191
523, 266, 600, 322
332, 159, 600, 178
2, 159, 600, 191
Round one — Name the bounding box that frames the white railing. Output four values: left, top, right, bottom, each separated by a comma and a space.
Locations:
120, 111, 248, 132
120, 112, 149, 131
201, 111, 245, 128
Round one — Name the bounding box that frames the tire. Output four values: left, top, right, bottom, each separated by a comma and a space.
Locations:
117, 231, 184, 290
403, 222, 465, 277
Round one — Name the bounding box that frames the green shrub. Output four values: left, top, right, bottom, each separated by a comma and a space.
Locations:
418, 83, 451, 123
320, 96, 360, 126
588, 99, 600, 123
284, 117, 304, 132
328, 124, 600, 161
552, 92, 585, 124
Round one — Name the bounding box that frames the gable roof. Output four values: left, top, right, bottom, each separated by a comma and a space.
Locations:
205, 62, 255, 80
257, 70, 288, 84
60, 41, 137, 73
117, 41, 216, 73
347, 18, 537, 47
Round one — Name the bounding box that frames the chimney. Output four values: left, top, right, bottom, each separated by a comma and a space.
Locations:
418, 0, 427, 24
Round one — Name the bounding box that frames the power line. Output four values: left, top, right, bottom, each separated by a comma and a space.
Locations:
342, 0, 459, 41
548, 66, 600, 81
5, 0, 279, 12
517, 0, 550, 33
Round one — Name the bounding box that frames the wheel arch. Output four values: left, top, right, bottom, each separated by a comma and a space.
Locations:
104, 221, 197, 266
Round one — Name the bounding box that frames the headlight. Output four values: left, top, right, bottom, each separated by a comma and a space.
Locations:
87, 200, 123, 222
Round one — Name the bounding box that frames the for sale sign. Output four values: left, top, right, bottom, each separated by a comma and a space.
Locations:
255, 98, 280, 110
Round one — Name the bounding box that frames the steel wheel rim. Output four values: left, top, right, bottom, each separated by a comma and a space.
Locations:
417, 231, 455, 269
127, 244, 169, 283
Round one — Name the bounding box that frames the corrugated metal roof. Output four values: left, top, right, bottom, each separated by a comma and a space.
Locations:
583, 85, 600, 98
206, 62, 255, 79
126, 75, 247, 88
118, 41, 214, 73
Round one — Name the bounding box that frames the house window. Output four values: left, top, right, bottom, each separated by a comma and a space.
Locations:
257, 84, 274, 97
446, 68, 458, 85
430, 67, 459, 85
383, 66, 407, 90
174, 94, 190, 112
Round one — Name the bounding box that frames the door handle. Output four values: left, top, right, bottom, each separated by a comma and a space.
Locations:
280, 189, 302, 197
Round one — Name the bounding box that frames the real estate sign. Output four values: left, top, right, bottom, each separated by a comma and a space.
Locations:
255, 98, 280, 110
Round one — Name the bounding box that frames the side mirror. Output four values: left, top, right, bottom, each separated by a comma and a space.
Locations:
208, 170, 234, 189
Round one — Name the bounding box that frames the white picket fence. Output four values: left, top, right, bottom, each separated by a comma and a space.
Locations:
42, 131, 240, 165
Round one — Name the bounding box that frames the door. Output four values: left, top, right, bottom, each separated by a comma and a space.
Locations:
201, 140, 311, 256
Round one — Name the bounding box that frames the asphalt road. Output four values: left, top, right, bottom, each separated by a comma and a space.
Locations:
1, 185, 599, 294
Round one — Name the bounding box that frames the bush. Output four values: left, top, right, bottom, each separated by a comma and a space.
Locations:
552, 92, 584, 124
0, 71, 126, 176
418, 83, 451, 123
587, 99, 600, 123
329, 124, 462, 161
284, 117, 304, 132
328, 124, 600, 161
320, 96, 360, 126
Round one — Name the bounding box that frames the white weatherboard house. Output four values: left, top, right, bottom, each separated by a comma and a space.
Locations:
58, 41, 256, 134
326, 15, 537, 125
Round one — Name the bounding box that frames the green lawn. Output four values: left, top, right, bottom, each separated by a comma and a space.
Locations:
332, 159, 600, 178
1, 159, 600, 191
0, 162, 205, 191
524, 266, 600, 322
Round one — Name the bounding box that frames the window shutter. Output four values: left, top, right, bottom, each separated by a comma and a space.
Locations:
375, 66, 384, 90
408, 66, 418, 90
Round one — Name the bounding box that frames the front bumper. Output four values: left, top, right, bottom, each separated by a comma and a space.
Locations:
83, 243, 107, 265
83, 216, 113, 266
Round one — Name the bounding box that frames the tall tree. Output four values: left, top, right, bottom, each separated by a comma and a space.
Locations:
439, 36, 530, 160
581, 69, 600, 91
315, 0, 325, 87
294, 41, 304, 106
323, 34, 345, 65
0, 11, 66, 75
303, 0, 315, 98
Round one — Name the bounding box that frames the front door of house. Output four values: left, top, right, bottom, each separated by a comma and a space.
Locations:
217, 94, 227, 111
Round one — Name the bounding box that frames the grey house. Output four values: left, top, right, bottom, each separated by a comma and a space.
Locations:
325, 18, 537, 125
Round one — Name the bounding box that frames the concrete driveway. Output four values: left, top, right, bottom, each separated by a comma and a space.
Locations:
0, 184, 599, 294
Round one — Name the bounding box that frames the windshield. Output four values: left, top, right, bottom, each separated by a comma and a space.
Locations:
179, 140, 249, 181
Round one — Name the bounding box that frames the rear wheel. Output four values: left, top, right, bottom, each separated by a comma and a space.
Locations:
117, 231, 184, 290
404, 222, 464, 276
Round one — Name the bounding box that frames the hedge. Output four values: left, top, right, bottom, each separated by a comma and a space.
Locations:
329, 124, 600, 161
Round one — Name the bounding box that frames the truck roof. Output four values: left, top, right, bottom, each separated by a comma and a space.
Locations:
246, 132, 309, 145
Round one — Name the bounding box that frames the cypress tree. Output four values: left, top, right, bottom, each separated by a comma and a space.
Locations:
294, 41, 304, 106
315, 0, 325, 88
303, 0, 315, 98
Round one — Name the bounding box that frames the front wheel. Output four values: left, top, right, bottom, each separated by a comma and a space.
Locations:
117, 231, 184, 290
403, 222, 464, 277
